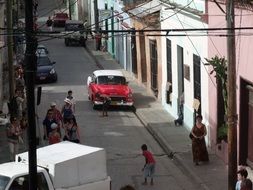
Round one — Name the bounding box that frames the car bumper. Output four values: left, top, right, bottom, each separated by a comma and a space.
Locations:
36, 74, 57, 83
53, 20, 66, 27
94, 101, 134, 106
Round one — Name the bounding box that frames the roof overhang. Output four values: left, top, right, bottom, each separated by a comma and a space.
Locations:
126, 0, 162, 18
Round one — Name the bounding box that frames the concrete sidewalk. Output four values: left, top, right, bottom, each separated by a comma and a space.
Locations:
86, 40, 228, 190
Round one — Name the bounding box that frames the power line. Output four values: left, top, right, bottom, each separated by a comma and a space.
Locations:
175, 10, 217, 88
191, 0, 222, 57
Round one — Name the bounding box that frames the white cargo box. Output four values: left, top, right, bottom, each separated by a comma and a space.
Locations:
17, 141, 108, 189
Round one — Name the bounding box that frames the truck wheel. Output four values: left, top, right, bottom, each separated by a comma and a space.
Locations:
80, 37, 86, 47
65, 39, 69, 46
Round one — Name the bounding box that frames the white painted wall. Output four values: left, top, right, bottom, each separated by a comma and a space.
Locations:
160, 6, 209, 137
166, 0, 206, 13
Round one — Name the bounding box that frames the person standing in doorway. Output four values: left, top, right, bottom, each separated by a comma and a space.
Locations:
190, 115, 209, 165
141, 144, 156, 186
174, 92, 184, 126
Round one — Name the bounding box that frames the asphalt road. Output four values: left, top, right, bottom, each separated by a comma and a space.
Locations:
35, 36, 200, 190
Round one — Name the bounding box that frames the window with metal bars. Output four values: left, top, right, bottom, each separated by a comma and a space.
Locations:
193, 54, 201, 115
166, 39, 172, 104
150, 40, 158, 96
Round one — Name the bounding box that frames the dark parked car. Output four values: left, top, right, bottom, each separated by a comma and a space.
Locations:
36, 55, 57, 83
64, 20, 87, 46
36, 44, 49, 56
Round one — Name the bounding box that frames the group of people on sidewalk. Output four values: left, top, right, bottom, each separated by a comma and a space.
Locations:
5, 89, 81, 161
6, 66, 27, 161
42, 90, 81, 145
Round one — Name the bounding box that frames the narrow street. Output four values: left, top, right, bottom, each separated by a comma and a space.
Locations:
0, 1, 200, 189
33, 28, 199, 190
0, 1, 229, 190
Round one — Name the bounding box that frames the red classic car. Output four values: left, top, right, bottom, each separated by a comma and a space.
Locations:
53, 12, 69, 27
87, 70, 134, 109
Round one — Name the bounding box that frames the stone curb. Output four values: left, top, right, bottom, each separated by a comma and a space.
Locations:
85, 46, 104, 70
134, 109, 209, 190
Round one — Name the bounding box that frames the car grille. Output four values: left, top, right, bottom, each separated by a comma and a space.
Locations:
110, 96, 126, 102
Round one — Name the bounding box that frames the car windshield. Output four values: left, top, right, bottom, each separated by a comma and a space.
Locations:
65, 24, 84, 31
0, 175, 10, 190
96, 76, 126, 85
37, 56, 52, 66
36, 48, 47, 56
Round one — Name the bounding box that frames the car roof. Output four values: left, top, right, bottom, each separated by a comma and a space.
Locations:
93, 70, 124, 77
37, 44, 46, 49
36, 53, 48, 58
55, 12, 68, 15
65, 20, 83, 24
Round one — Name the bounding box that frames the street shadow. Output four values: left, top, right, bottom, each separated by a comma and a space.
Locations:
132, 92, 157, 109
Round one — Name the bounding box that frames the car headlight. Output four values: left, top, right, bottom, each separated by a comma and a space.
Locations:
128, 93, 133, 98
95, 92, 101, 99
50, 68, 55, 74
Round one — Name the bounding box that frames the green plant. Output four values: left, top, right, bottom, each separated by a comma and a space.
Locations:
205, 56, 228, 113
205, 56, 228, 142
217, 124, 228, 142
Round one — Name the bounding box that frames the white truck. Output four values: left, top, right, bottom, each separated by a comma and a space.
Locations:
0, 141, 111, 190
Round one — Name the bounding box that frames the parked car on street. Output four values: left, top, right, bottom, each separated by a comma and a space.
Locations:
63, 20, 87, 46
36, 44, 49, 56
36, 55, 57, 83
53, 12, 69, 27
87, 70, 134, 109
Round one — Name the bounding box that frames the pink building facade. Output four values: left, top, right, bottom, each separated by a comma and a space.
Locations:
208, 1, 253, 168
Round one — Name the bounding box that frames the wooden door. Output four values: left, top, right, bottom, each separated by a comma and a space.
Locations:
247, 85, 253, 167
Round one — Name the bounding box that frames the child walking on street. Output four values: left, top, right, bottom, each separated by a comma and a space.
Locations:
141, 144, 156, 186
48, 123, 61, 145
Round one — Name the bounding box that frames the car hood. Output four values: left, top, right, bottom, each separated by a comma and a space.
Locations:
37, 65, 53, 73
94, 85, 132, 96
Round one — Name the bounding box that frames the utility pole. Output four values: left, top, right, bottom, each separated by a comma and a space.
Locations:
24, 0, 37, 189
7, 0, 15, 100
226, 0, 237, 189
94, 0, 99, 31
68, 0, 72, 20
